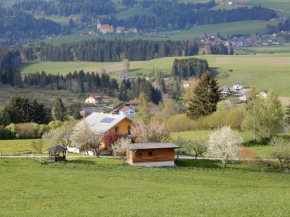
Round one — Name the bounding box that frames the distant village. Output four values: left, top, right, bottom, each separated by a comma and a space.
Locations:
199, 32, 285, 48
81, 19, 138, 36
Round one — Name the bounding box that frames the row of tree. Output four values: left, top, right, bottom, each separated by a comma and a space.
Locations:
0, 65, 23, 87
1, 95, 72, 127
13, 0, 116, 16
21, 39, 230, 62
171, 58, 209, 80
23, 70, 119, 94
267, 18, 290, 33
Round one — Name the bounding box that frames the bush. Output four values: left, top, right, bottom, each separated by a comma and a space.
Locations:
5, 123, 41, 139
166, 107, 244, 132
0, 128, 16, 139
238, 147, 260, 165
48, 120, 62, 129
33, 124, 50, 138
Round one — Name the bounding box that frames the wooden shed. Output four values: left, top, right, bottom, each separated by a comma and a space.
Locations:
126, 143, 179, 167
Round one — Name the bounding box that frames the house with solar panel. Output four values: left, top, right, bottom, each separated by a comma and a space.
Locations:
75, 113, 134, 149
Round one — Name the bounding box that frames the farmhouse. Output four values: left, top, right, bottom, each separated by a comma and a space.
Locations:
84, 94, 110, 104
119, 106, 135, 117
126, 142, 179, 167
233, 82, 245, 91
116, 26, 124, 34
259, 90, 269, 99
99, 24, 114, 34
81, 113, 133, 149
239, 91, 249, 102
218, 86, 231, 95
128, 99, 138, 107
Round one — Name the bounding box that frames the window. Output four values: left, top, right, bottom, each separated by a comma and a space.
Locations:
127, 126, 131, 135
148, 152, 153, 157
138, 152, 142, 157
115, 127, 119, 133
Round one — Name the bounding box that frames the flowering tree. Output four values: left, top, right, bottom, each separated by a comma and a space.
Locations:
103, 132, 122, 149
131, 121, 170, 143
110, 138, 132, 164
271, 136, 290, 169
207, 126, 243, 168
72, 120, 103, 156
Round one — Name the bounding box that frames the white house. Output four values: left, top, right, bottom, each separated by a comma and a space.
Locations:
116, 26, 124, 34
259, 90, 269, 99
85, 94, 102, 104
183, 80, 189, 89
218, 86, 231, 95
233, 82, 245, 91
119, 106, 135, 117
239, 91, 250, 102
99, 25, 114, 34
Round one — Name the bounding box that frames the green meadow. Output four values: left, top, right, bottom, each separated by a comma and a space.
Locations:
1, 157, 290, 217
129, 53, 290, 97
20, 62, 121, 75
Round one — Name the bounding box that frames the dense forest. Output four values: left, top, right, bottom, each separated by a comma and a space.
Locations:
0, 65, 23, 87
0, 8, 67, 45
171, 58, 209, 80
13, 0, 116, 16
0, 46, 21, 70
20, 39, 232, 62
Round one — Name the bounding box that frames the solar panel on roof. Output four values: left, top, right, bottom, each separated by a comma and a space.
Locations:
100, 117, 115, 123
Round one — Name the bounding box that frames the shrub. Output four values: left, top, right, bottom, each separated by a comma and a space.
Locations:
5, 123, 40, 139
48, 120, 62, 129
0, 128, 16, 139
33, 124, 50, 138
238, 147, 260, 165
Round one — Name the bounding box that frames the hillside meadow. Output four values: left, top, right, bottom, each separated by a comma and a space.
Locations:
1, 157, 290, 216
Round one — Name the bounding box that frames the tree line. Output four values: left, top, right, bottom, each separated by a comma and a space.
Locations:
119, 78, 162, 105
171, 58, 209, 80
267, 18, 290, 33
0, 8, 68, 45
21, 39, 232, 62
23, 70, 119, 94
13, 0, 116, 16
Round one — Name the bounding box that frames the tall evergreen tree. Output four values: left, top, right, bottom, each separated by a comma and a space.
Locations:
30, 99, 52, 124
52, 97, 67, 121
5, 95, 32, 123
186, 71, 220, 120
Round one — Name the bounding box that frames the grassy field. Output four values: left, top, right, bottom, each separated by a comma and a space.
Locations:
128, 53, 290, 97
116, 8, 155, 19
20, 62, 121, 75
1, 157, 290, 216
236, 45, 290, 54
0, 139, 52, 156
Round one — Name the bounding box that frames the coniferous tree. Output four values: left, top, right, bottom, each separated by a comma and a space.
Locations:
285, 102, 290, 125
52, 97, 67, 121
186, 71, 221, 120
30, 99, 52, 124
5, 95, 32, 123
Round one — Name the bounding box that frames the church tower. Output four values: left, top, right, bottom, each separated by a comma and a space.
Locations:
97, 18, 101, 30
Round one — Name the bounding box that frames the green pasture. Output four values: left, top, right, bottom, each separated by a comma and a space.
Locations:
116, 8, 155, 19
238, 45, 290, 54
130, 53, 290, 97
20, 62, 121, 75
0, 139, 51, 156
1, 157, 290, 216
34, 15, 79, 27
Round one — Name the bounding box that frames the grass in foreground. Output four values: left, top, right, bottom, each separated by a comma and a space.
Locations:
0, 157, 290, 217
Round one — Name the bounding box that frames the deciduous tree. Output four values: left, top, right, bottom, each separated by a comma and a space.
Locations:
207, 126, 243, 168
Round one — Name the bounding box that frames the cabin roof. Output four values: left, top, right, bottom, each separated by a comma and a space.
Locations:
128, 142, 179, 150
47, 145, 67, 152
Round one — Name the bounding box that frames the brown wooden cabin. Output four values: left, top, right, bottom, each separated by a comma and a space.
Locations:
126, 143, 179, 167
47, 145, 67, 162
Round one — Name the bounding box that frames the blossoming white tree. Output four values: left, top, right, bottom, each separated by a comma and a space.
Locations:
110, 138, 133, 164
207, 126, 243, 168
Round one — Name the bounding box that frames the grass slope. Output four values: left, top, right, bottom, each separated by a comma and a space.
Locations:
1, 158, 290, 216
129, 53, 290, 97
20, 62, 121, 75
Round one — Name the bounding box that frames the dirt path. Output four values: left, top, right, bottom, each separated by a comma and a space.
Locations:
91, 61, 142, 73
278, 97, 290, 106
